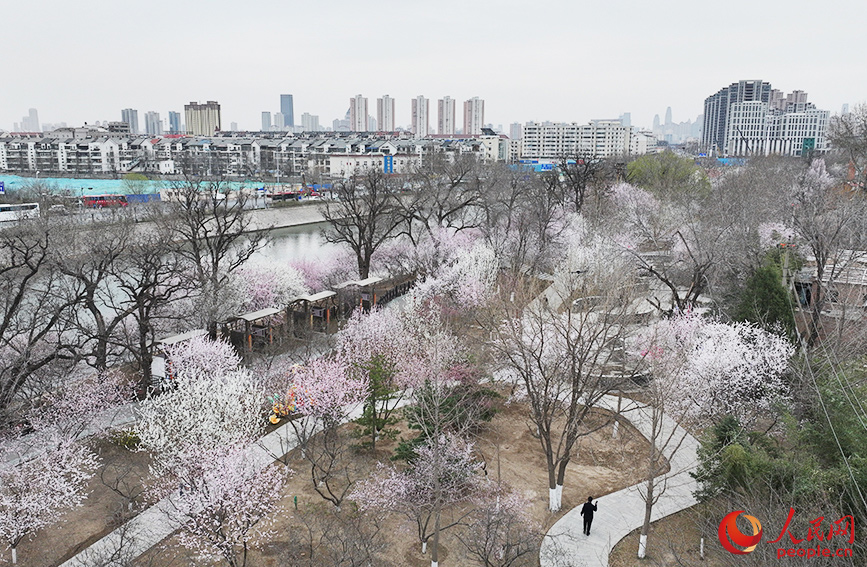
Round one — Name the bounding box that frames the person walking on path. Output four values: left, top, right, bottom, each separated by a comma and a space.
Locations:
580, 497, 598, 535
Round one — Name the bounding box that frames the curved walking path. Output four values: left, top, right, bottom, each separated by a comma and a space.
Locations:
540, 394, 700, 567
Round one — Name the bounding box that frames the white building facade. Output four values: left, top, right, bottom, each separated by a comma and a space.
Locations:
411, 96, 430, 137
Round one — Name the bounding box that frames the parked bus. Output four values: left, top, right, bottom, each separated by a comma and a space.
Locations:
0, 202, 40, 222
82, 194, 128, 208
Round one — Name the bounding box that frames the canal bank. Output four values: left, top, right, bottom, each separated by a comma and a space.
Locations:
245, 202, 327, 232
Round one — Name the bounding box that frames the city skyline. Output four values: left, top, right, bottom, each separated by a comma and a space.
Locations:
2, 0, 864, 133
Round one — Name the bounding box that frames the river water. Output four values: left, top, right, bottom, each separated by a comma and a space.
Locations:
251, 222, 340, 266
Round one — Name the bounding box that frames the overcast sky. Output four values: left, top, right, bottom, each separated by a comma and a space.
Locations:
2, 0, 864, 133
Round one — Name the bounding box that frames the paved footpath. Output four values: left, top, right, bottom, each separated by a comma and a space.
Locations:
540, 395, 700, 567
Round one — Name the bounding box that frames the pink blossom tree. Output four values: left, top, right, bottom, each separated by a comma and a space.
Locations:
270, 358, 366, 507
336, 307, 416, 450
233, 262, 308, 312
353, 434, 482, 567
163, 444, 286, 567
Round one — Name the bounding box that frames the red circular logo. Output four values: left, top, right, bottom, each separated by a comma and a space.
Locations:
718, 510, 763, 554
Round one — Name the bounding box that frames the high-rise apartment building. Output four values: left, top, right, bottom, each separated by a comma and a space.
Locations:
377, 95, 396, 132
509, 122, 523, 140
262, 111, 272, 131
144, 111, 162, 136
168, 111, 181, 133
274, 112, 285, 130
121, 108, 139, 135
301, 113, 320, 132
411, 96, 430, 137
463, 97, 484, 135
349, 95, 368, 132
702, 80, 828, 156
184, 101, 221, 136
438, 96, 455, 135
702, 80, 771, 154
280, 95, 294, 128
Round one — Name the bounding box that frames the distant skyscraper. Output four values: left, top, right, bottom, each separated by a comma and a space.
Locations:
280, 95, 294, 128
619, 113, 631, 128
301, 113, 320, 132
184, 101, 221, 136
230, 122, 238, 132
664, 107, 673, 126
842, 103, 850, 115
509, 122, 523, 140
411, 96, 430, 137
652, 114, 660, 131
463, 97, 484, 135
262, 111, 272, 131
274, 112, 285, 130
168, 111, 181, 133
349, 95, 368, 132
21, 108, 40, 132
368, 116, 377, 132
438, 96, 455, 135
377, 95, 396, 132
121, 108, 139, 135
144, 111, 162, 135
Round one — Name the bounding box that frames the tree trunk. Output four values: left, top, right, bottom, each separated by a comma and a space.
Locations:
638, 476, 654, 559
547, 465, 559, 512
431, 505, 440, 567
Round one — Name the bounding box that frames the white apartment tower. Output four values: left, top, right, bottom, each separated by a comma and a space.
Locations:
411, 96, 430, 137
301, 113, 320, 132
349, 95, 368, 132
261, 111, 272, 131
463, 97, 484, 135
184, 101, 221, 136
144, 111, 162, 136
438, 96, 455, 135
377, 95, 395, 132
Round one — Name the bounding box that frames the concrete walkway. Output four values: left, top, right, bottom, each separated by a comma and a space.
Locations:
540, 395, 700, 567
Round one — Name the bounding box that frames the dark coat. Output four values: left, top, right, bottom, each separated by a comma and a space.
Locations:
580, 501, 598, 518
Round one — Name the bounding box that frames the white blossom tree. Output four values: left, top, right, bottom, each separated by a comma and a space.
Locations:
165, 444, 285, 567
627, 311, 793, 558
456, 487, 543, 567
136, 337, 263, 477
0, 440, 98, 564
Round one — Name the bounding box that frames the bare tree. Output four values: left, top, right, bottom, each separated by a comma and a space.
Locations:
485, 260, 636, 512
478, 166, 568, 273
556, 152, 608, 214
400, 153, 484, 243
321, 168, 403, 279
790, 159, 867, 346
154, 161, 266, 337
0, 220, 77, 419
829, 103, 867, 192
